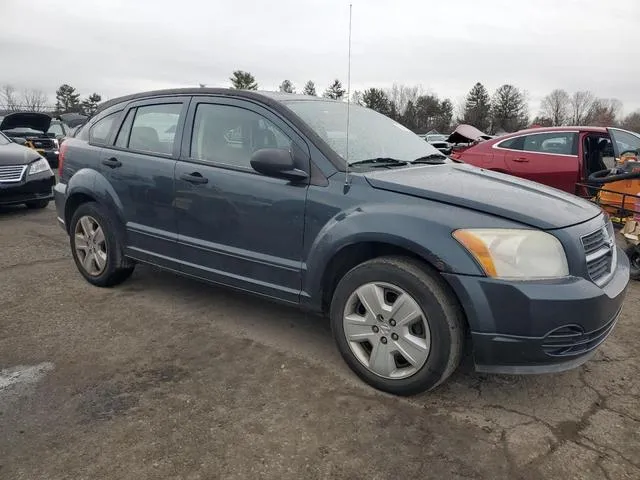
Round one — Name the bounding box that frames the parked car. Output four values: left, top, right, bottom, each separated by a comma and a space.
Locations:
450, 126, 640, 194
0, 112, 68, 167
54, 88, 629, 395
424, 134, 452, 155
0, 131, 55, 209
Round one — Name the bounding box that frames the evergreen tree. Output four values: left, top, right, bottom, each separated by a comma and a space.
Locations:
323, 79, 345, 100
361, 88, 391, 115
278, 80, 295, 94
491, 84, 529, 133
55, 84, 81, 114
302, 81, 317, 96
461, 82, 491, 131
230, 70, 258, 90
81, 93, 102, 116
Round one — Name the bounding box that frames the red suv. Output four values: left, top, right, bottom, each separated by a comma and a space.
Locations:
451, 126, 640, 194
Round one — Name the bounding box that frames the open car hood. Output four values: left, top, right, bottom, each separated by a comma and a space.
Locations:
447, 124, 492, 144
0, 112, 52, 133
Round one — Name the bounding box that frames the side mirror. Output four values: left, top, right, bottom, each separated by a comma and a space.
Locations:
12, 137, 27, 146
250, 148, 308, 182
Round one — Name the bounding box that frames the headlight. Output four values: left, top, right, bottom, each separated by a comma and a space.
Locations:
453, 228, 569, 279
28, 158, 51, 176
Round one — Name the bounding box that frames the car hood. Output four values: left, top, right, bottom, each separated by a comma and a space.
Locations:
0, 141, 42, 166
0, 112, 52, 133
363, 163, 601, 230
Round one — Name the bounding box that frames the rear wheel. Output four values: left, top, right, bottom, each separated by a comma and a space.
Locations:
330, 256, 465, 396
625, 244, 640, 281
25, 199, 50, 209
69, 202, 135, 287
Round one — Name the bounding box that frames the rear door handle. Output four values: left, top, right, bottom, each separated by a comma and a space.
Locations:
102, 157, 122, 168
180, 172, 208, 185
513, 157, 529, 163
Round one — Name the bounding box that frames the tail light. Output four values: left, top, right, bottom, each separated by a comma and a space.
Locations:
58, 141, 68, 177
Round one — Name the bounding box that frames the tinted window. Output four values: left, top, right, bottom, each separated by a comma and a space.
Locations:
497, 136, 525, 150
522, 132, 577, 155
129, 104, 182, 155
89, 112, 119, 144
283, 100, 443, 165
190, 104, 292, 169
114, 109, 135, 148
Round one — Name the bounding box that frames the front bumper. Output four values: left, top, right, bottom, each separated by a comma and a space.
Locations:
0, 172, 55, 206
443, 246, 630, 374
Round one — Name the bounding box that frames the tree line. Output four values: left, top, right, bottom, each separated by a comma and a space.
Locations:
229, 70, 640, 134
0, 83, 102, 116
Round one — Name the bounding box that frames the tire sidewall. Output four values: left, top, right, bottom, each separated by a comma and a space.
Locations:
330, 259, 457, 395
625, 244, 640, 280
69, 202, 123, 286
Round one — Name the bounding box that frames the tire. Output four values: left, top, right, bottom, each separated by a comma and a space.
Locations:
624, 244, 640, 281
330, 256, 465, 396
69, 202, 135, 287
25, 199, 50, 209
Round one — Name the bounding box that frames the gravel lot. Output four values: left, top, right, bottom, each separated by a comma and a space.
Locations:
1, 204, 639, 480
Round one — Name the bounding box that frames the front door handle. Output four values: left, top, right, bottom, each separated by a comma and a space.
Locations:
102, 157, 122, 168
513, 157, 529, 163
180, 172, 208, 185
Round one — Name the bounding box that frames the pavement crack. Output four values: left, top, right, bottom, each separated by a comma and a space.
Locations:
2, 257, 69, 271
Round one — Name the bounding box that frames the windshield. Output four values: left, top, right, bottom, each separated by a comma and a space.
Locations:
283, 100, 444, 165
0, 132, 10, 146
48, 122, 66, 136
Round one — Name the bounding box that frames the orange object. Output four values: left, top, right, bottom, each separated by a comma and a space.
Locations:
452, 230, 498, 277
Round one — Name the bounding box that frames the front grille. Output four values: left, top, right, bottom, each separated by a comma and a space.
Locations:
0, 165, 27, 183
542, 315, 619, 357
581, 224, 615, 286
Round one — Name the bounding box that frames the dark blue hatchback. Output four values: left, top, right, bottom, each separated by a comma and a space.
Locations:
54, 88, 629, 395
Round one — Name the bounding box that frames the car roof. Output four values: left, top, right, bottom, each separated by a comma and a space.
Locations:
95, 87, 334, 115
501, 126, 609, 137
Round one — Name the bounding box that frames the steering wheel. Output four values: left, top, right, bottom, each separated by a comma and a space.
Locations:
620, 149, 639, 157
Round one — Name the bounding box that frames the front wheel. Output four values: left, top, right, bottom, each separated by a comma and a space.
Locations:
624, 244, 640, 281
69, 202, 135, 287
330, 256, 465, 396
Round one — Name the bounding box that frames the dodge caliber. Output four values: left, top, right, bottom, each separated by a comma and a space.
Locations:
54, 88, 629, 395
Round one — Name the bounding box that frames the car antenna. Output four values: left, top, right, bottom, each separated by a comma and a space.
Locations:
344, 3, 353, 192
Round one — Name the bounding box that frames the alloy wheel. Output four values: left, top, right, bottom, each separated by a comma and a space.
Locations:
74, 215, 107, 276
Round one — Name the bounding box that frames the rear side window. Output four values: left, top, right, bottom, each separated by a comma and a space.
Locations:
497, 136, 525, 150
89, 112, 119, 144
128, 104, 182, 155
523, 133, 578, 155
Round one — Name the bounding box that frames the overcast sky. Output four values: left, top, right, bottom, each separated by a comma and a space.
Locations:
2, 0, 639, 116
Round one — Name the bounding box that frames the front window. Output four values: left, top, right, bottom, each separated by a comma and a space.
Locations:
283, 100, 443, 166
609, 128, 640, 156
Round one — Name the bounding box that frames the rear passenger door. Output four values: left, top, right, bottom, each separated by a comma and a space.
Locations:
174, 97, 310, 303
99, 96, 189, 267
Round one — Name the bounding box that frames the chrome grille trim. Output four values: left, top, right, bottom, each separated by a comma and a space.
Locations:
0, 165, 28, 183
581, 222, 615, 287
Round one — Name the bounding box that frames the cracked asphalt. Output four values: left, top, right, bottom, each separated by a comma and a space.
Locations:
1, 204, 639, 480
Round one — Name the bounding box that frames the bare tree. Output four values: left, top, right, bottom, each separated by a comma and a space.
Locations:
622, 111, 640, 132
540, 89, 570, 126
22, 89, 49, 112
569, 91, 595, 125
385, 84, 423, 120
589, 98, 622, 126
0, 84, 19, 111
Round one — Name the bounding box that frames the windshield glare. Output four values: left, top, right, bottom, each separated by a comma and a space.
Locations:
283, 100, 444, 165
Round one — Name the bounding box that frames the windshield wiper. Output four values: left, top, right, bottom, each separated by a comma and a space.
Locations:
350, 157, 409, 168
411, 154, 448, 164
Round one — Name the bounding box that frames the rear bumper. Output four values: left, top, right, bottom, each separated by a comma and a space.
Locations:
443, 247, 630, 374
0, 173, 55, 206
